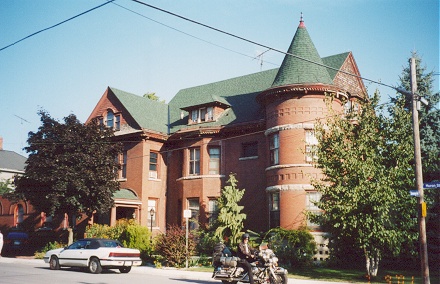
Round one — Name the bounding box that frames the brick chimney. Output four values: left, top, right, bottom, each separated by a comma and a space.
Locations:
0, 136, 3, 150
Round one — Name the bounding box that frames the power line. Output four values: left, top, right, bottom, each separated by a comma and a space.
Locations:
1, 0, 404, 92
14, 114, 30, 124
111, 1, 279, 67
130, 0, 397, 91
0, 0, 114, 52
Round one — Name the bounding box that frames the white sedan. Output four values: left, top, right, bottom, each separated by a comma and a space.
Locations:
43, 238, 142, 274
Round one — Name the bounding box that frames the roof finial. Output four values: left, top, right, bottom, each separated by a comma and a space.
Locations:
299, 12, 305, 28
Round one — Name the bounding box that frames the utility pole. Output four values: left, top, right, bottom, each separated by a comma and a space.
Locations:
409, 57, 430, 284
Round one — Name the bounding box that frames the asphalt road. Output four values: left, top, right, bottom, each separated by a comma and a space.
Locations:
0, 256, 349, 284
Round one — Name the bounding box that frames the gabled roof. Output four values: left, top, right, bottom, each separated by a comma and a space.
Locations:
271, 19, 333, 87
100, 19, 364, 136
322, 52, 350, 80
109, 87, 169, 134
168, 69, 278, 133
180, 93, 231, 110
0, 150, 26, 173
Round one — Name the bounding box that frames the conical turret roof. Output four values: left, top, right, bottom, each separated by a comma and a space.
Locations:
271, 16, 333, 87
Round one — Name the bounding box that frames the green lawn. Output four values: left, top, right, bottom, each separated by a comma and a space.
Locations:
193, 266, 439, 283
289, 267, 439, 284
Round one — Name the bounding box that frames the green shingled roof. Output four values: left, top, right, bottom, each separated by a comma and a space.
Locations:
322, 52, 350, 80
168, 69, 278, 133
180, 93, 231, 110
272, 22, 333, 87
113, 188, 139, 200
111, 21, 353, 136
110, 87, 168, 134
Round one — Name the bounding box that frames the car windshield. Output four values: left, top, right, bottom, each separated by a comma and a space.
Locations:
68, 240, 89, 249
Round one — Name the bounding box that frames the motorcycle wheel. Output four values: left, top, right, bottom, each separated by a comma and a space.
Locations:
221, 281, 238, 284
270, 273, 288, 284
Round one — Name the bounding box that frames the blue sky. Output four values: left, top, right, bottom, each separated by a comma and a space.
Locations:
1, 0, 438, 156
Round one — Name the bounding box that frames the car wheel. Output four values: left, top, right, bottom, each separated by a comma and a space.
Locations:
49, 256, 60, 270
88, 257, 102, 274
119, 266, 132, 273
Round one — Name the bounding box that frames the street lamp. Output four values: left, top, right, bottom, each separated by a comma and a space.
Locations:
149, 208, 155, 241
183, 209, 192, 269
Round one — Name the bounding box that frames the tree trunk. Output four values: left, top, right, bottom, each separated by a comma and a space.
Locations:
365, 249, 380, 277
369, 256, 379, 277
67, 227, 73, 245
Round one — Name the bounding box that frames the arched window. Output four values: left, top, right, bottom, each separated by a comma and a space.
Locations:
14, 204, 24, 227
106, 110, 114, 128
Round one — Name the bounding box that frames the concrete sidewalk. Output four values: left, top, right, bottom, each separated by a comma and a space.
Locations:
0, 256, 350, 284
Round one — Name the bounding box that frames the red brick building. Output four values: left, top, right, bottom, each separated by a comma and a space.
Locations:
0, 137, 40, 234
86, 17, 366, 241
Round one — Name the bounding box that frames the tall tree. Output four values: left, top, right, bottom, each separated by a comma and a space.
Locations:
143, 92, 159, 101
14, 110, 122, 220
394, 52, 440, 270
394, 52, 440, 182
143, 92, 165, 103
214, 173, 247, 247
310, 92, 414, 277
382, 92, 420, 264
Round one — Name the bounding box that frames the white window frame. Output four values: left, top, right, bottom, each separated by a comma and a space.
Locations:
191, 110, 198, 122
115, 114, 121, 130
148, 199, 157, 227
191, 106, 214, 123
187, 198, 200, 230
106, 110, 114, 128
208, 146, 220, 175
206, 107, 214, 120
189, 148, 200, 175
149, 151, 159, 179
269, 133, 279, 165
306, 191, 321, 228
270, 192, 280, 228
117, 151, 127, 180
305, 130, 318, 163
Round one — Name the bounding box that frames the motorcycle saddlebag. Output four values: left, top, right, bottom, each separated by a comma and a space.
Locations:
220, 256, 239, 267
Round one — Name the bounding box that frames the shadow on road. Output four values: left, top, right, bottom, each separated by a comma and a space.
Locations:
170, 278, 216, 283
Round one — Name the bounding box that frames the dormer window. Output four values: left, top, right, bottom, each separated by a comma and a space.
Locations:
100, 110, 121, 131
115, 115, 120, 130
191, 106, 214, 123
106, 111, 114, 128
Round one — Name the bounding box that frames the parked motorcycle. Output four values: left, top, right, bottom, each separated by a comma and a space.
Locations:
212, 243, 288, 284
